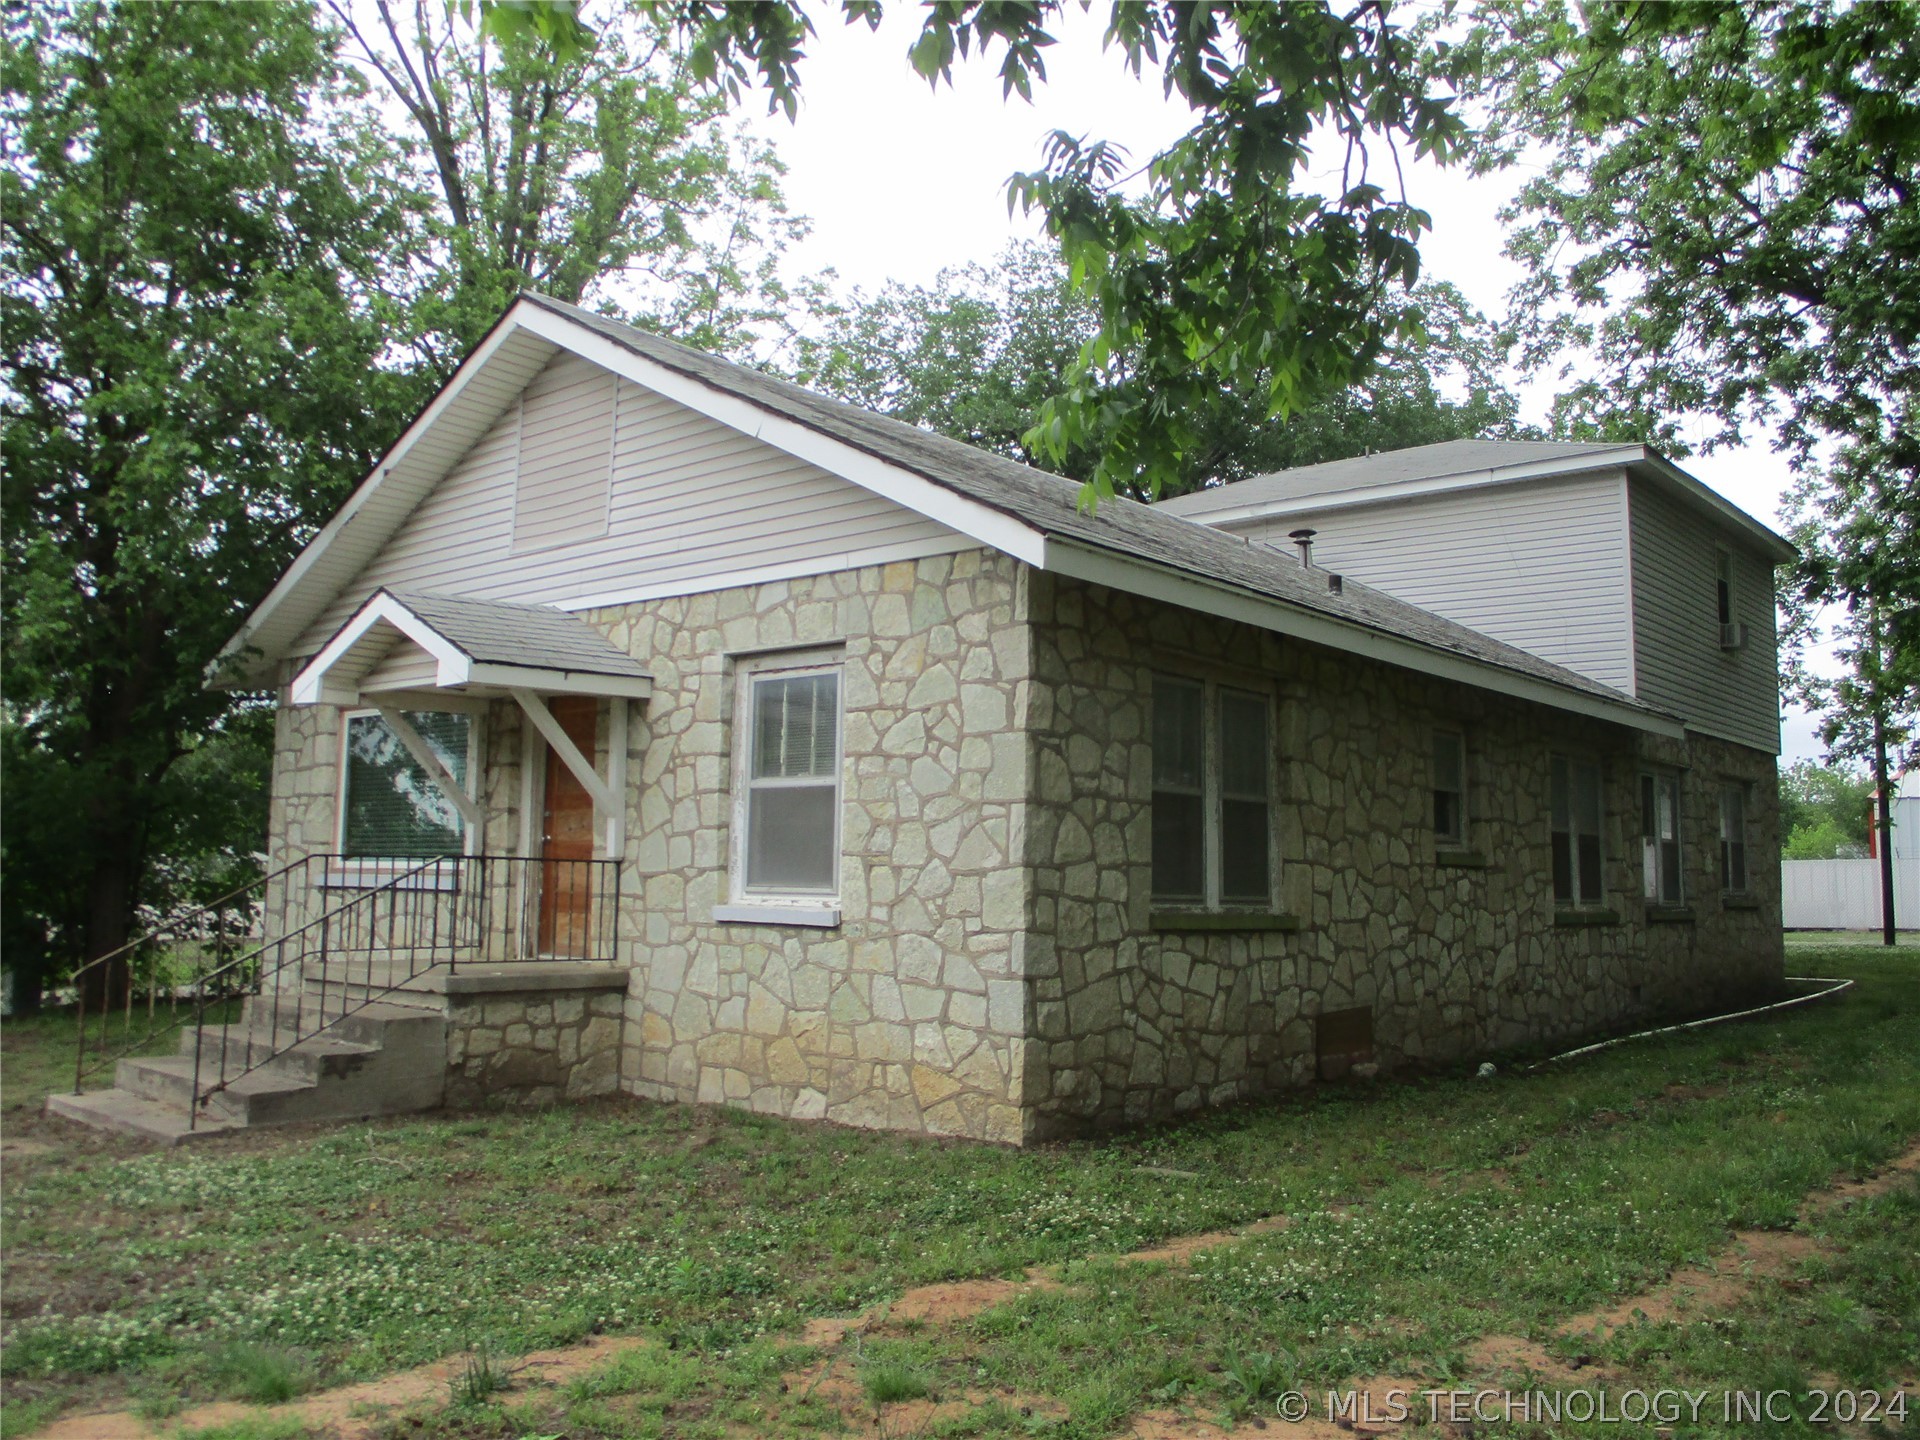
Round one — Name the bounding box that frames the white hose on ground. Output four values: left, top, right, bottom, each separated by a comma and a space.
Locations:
1523, 974, 1855, 1070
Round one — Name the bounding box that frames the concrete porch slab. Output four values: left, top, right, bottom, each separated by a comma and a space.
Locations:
395, 962, 629, 996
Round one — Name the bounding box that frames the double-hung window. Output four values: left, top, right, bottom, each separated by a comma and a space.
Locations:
1640, 771, 1683, 904
1718, 783, 1749, 893
734, 660, 843, 901
341, 710, 473, 857
1550, 754, 1605, 906
1151, 676, 1274, 909
1432, 729, 1467, 846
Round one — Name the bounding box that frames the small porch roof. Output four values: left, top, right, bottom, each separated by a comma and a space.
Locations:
290, 588, 653, 707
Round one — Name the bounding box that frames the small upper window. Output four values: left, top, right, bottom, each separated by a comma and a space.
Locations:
342, 711, 472, 857
1550, 754, 1605, 906
1640, 771, 1683, 904
1715, 551, 1734, 629
1151, 676, 1274, 909
1719, 783, 1749, 893
1432, 729, 1466, 846
736, 663, 842, 898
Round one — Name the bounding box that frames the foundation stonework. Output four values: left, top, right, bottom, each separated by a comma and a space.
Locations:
263, 550, 1783, 1143
444, 988, 626, 1107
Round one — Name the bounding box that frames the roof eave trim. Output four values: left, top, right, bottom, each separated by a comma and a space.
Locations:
512, 301, 1051, 570
1041, 539, 1686, 739
290, 591, 472, 705
216, 303, 541, 684
1170, 448, 1649, 526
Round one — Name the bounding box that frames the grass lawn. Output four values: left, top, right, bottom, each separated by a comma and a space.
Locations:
1, 939, 1915, 1438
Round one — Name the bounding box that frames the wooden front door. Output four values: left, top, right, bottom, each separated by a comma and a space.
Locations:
538, 696, 598, 956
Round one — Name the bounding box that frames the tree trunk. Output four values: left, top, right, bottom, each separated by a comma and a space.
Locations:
77, 836, 138, 1013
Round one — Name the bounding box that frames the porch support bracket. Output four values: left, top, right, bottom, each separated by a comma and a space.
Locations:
510, 687, 626, 859
375, 704, 485, 832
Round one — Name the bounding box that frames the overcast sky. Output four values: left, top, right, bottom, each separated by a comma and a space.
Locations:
736, 6, 1830, 759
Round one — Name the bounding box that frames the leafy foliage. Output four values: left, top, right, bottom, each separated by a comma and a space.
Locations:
1455, 0, 1920, 749
646, 1, 1471, 504
792, 243, 1528, 499
0, 1, 417, 991
326, 0, 804, 371
1778, 760, 1874, 859
1, 0, 805, 996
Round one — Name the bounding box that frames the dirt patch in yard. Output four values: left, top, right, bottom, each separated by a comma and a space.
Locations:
31, 1332, 658, 1440
1122, 1213, 1294, 1265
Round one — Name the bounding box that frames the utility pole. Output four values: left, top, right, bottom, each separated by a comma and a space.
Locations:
1870, 600, 1897, 947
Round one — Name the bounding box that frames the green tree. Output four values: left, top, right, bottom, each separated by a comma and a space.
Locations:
0, 1, 417, 1003
792, 243, 1527, 497
328, 0, 804, 370
1454, 0, 1920, 741
1778, 759, 1875, 859
646, 1, 1470, 503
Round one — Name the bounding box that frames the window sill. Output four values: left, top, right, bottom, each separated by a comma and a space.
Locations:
711, 902, 841, 929
1554, 907, 1621, 928
1645, 905, 1695, 924
1435, 848, 1486, 868
1150, 910, 1301, 933
1721, 894, 1762, 911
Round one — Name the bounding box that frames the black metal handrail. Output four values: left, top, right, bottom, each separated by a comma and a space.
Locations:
70, 851, 620, 1120
69, 858, 301, 1095
183, 852, 620, 1127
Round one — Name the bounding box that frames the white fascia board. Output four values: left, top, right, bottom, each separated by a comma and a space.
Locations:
217, 315, 546, 683
513, 303, 1050, 569
1178, 451, 1647, 528
289, 592, 471, 705
1043, 539, 1686, 739
463, 663, 652, 700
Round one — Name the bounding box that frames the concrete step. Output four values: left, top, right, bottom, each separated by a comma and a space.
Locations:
45, 1089, 245, 1146
52, 1000, 449, 1138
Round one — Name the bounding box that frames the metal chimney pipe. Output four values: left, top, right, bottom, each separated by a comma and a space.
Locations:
1289, 528, 1317, 567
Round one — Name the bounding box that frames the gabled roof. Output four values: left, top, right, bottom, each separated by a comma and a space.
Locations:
223, 294, 1683, 737
290, 588, 651, 707
1155, 438, 1798, 564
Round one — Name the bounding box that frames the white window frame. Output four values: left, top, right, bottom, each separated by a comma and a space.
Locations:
1432, 728, 1468, 847
1150, 674, 1277, 912
720, 651, 845, 926
330, 702, 483, 886
1550, 752, 1606, 908
1719, 781, 1750, 894
1640, 769, 1684, 905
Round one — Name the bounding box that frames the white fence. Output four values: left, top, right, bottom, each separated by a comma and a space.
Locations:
1782, 857, 1920, 930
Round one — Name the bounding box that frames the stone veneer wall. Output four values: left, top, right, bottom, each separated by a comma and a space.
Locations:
444, 986, 625, 1107
263, 554, 1783, 1145
1022, 572, 1784, 1136
590, 550, 1033, 1143
265, 550, 1035, 1142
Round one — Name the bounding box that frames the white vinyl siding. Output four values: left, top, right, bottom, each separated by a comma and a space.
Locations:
358, 639, 440, 693
1628, 477, 1781, 753
1229, 473, 1636, 694
293, 353, 964, 657
512, 357, 613, 552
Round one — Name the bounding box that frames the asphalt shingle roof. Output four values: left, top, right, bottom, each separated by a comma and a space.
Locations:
524, 294, 1662, 719
382, 587, 650, 678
